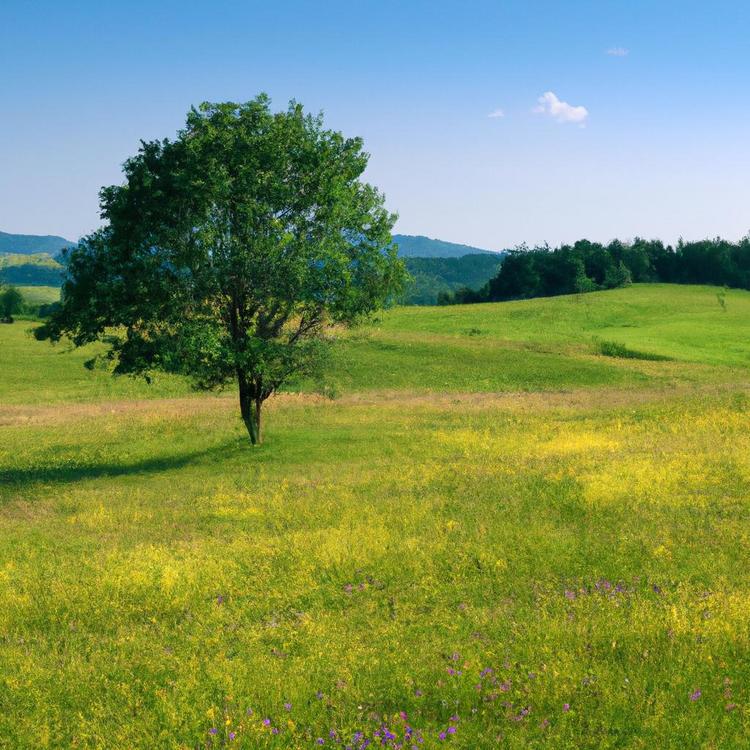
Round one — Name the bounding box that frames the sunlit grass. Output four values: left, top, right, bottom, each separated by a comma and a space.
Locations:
2, 284, 750, 748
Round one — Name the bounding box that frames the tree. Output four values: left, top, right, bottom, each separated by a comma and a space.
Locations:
603, 260, 632, 289
0, 285, 24, 323
37, 96, 406, 444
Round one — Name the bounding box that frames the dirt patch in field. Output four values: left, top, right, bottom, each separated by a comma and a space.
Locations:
0, 392, 329, 427
2, 382, 748, 428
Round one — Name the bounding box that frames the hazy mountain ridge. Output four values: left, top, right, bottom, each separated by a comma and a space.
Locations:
393, 234, 500, 258
0, 231, 75, 256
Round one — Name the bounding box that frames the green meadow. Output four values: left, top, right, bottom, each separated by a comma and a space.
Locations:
2, 284, 750, 748
13, 286, 62, 307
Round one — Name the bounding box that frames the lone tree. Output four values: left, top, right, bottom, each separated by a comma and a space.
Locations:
0, 285, 24, 323
37, 96, 405, 443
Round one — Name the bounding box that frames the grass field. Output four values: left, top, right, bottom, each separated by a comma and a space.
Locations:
13, 285, 61, 307
2, 284, 750, 748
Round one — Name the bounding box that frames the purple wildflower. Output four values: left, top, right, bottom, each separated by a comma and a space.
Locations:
229, 732, 236, 741
447, 726, 456, 735
208, 728, 218, 735
317, 740, 325, 746
438, 731, 447, 741
262, 718, 271, 727
690, 689, 702, 702
563, 703, 570, 712
284, 702, 292, 711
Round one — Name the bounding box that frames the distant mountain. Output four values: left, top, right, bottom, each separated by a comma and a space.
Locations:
393, 234, 500, 259
0, 231, 75, 256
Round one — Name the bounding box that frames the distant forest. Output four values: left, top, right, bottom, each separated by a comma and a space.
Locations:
440, 237, 750, 304
401, 254, 503, 304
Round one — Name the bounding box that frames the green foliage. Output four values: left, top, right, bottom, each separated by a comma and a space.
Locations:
37, 95, 406, 443
0, 262, 63, 286
0, 285, 24, 322
442, 235, 750, 304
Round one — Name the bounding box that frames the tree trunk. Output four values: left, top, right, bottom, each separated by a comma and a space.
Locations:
238, 374, 262, 445
255, 396, 263, 444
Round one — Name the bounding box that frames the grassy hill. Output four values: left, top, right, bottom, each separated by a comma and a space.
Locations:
0, 252, 61, 268
2, 284, 750, 747
0, 251, 65, 286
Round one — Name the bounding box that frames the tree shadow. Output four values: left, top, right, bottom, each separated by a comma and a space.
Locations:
0, 439, 247, 491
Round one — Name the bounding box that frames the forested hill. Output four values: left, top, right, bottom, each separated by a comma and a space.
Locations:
393, 234, 500, 258
401, 254, 503, 305
0, 231, 75, 255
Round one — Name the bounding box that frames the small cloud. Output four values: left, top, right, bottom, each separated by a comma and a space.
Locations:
533, 91, 589, 125
606, 47, 629, 57
487, 108, 505, 118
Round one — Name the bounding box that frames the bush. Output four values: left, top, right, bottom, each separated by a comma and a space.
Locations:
596, 339, 670, 361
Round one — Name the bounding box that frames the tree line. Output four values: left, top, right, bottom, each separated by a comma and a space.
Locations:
439, 236, 750, 304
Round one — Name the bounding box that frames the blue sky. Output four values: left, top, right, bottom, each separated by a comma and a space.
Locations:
1, 0, 749, 250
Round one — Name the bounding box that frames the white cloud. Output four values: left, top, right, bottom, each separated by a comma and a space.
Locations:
533, 91, 589, 124
606, 47, 629, 57
487, 108, 505, 118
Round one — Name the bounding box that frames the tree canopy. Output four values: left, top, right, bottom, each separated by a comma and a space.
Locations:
0, 285, 24, 323
38, 96, 406, 443
440, 236, 750, 304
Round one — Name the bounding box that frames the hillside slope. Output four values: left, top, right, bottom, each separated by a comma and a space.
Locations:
0, 252, 64, 286
3, 284, 748, 403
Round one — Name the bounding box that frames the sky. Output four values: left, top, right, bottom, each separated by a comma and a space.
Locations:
1, 0, 749, 251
